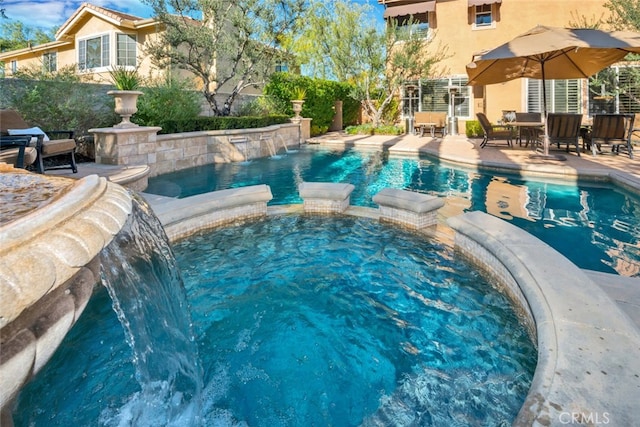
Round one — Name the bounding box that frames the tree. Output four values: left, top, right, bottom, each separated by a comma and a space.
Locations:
605, 0, 640, 30
143, 0, 308, 116
287, 1, 447, 127
284, 0, 379, 81
602, 1, 640, 111
0, 21, 55, 51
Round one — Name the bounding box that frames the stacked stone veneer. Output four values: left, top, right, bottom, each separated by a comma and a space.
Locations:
91, 123, 301, 178
0, 172, 132, 419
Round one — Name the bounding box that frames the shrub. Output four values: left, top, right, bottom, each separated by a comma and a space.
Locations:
158, 115, 291, 134
345, 124, 404, 135
264, 72, 361, 133
465, 120, 483, 138
235, 95, 288, 117
134, 76, 202, 128
2, 64, 116, 136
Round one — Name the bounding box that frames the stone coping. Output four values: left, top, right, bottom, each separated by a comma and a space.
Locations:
372, 188, 444, 213
298, 182, 355, 200
447, 211, 640, 426
146, 184, 273, 240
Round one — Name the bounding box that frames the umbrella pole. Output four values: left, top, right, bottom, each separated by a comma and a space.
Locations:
542, 64, 550, 157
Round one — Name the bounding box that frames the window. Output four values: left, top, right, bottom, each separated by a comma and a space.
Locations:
393, 12, 430, 40
79, 34, 110, 70
10, 60, 17, 73
475, 4, 492, 27
527, 79, 581, 114
43, 52, 57, 72
117, 34, 137, 67
416, 77, 471, 119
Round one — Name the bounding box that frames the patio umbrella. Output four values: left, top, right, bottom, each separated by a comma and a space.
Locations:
466, 25, 640, 157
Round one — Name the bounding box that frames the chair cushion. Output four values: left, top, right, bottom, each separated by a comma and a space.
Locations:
0, 147, 37, 166
41, 139, 76, 156
7, 127, 50, 143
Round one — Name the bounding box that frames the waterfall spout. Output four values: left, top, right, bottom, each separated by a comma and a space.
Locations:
99, 194, 203, 426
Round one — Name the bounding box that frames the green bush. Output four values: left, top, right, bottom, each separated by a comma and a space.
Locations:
235, 95, 288, 117
465, 120, 484, 138
344, 124, 404, 135
158, 115, 291, 134
134, 76, 202, 128
264, 72, 361, 133
2, 64, 116, 136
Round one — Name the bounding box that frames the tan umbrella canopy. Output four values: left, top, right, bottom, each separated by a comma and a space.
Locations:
466, 25, 640, 157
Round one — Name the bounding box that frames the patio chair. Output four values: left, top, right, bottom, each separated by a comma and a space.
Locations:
514, 112, 542, 147
0, 109, 77, 173
546, 113, 583, 156
0, 135, 37, 168
476, 112, 514, 148
588, 114, 635, 159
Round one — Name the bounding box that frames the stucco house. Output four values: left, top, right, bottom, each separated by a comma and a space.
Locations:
0, 3, 164, 85
379, 0, 639, 128
0, 2, 291, 112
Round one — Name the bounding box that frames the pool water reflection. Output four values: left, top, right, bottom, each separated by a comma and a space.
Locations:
146, 146, 640, 277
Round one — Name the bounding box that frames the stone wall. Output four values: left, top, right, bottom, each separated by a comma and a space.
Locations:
91, 122, 302, 177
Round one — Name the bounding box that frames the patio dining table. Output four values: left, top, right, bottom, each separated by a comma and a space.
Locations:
508, 121, 544, 149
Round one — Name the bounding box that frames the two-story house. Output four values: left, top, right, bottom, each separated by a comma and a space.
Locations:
379, 0, 638, 128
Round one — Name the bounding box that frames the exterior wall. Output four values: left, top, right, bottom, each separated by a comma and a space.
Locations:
383, 0, 613, 127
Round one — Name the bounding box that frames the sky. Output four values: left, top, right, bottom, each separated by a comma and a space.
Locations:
1, 0, 385, 34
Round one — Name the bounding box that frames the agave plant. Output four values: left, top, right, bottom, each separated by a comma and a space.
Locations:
291, 86, 307, 101
108, 66, 141, 90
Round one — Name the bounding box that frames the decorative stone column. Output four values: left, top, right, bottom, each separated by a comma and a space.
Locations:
0, 168, 133, 421
90, 126, 162, 174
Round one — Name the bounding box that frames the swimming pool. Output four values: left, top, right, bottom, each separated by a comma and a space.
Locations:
13, 215, 536, 426
146, 145, 640, 277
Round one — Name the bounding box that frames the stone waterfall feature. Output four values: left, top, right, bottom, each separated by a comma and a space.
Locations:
0, 167, 132, 421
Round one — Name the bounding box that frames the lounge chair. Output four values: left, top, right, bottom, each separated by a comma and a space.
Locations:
0, 135, 37, 168
546, 113, 583, 156
0, 109, 78, 173
588, 114, 635, 159
476, 112, 513, 148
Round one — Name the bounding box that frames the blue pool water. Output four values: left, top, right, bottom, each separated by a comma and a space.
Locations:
14, 215, 536, 426
146, 145, 640, 277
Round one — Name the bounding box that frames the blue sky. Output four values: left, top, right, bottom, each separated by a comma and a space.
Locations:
2, 0, 385, 33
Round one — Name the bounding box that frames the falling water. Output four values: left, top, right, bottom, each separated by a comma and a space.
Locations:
99, 194, 203, 426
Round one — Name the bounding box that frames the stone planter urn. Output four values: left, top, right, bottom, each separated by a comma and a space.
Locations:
108, 90, 143, 128
291, 100, 304, 123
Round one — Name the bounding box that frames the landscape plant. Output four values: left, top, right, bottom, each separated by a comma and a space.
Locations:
134, 75, 202, 128
143, 0, 308, 116
108, 66, 141, 90
2, 64, 116, 136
